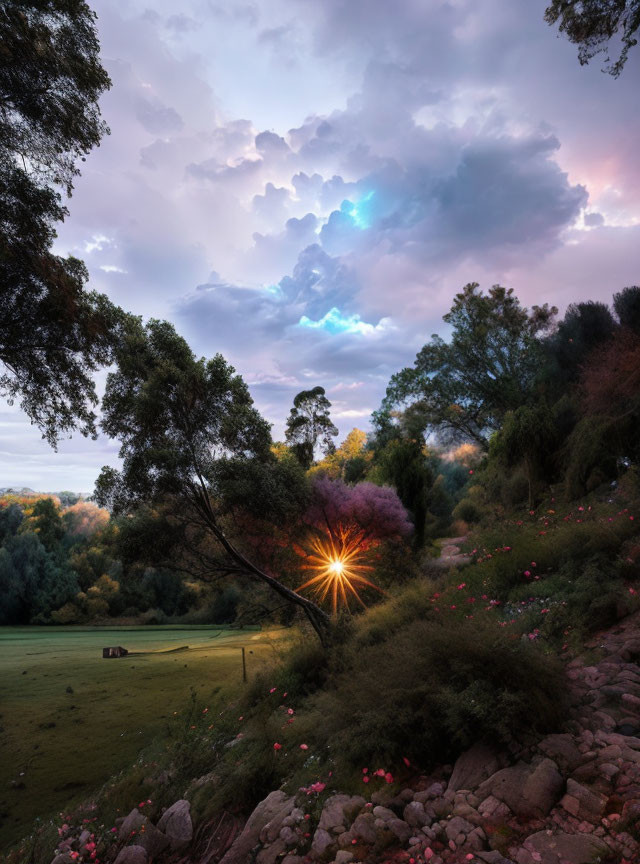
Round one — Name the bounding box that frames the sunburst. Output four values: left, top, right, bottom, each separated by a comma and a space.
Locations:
295, 525, 386, 615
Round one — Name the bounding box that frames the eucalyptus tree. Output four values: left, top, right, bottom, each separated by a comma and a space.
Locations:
95, 319, 331, 643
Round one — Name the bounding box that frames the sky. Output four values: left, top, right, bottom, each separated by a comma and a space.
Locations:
2, 0, 640, 491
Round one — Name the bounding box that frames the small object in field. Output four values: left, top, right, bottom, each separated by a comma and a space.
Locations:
103, 646, 129, 658
66, 686, 74, 693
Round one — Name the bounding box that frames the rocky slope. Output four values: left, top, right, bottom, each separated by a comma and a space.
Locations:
51, 611, 640, 864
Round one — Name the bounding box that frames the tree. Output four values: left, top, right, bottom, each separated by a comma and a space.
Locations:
380, 284, 557, 449
285, 386, 339, 469
1, 2, 127, 445
544, 300, 616, 386
492, 403, 557, 510
94, 319, 331, 643
371, 438, 433, 548
613, 285, 640, 334
545, 1, 640, 77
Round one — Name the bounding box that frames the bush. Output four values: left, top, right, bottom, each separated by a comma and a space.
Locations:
452, 497, 482, 524
310, 617, 566, 768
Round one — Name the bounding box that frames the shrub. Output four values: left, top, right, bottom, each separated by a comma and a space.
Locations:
310, 617, 566, 768
452, 497, 482, 524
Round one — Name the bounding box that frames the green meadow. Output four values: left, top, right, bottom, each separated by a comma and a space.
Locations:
0, 626, 281, 848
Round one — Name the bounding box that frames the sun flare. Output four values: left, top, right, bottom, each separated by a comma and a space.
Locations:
295, 527, 385, 616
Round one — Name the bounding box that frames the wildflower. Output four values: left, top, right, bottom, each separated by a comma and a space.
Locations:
308, 782, 325, 794
531, 561, 537, 567
269, 687, 276, 693
630, 587, 637, 595
300, 743, 308, 750
283, 692, 288, 698
384, 772, 394, 784
287, 708, 294, 715
362, 776, 369, 783
524, 570, 531, 577
273, 742, 282, 751
402, 756, 411, 767
457, 583, 466, 590
374, 768, 386, 777
202, 708, 209, 714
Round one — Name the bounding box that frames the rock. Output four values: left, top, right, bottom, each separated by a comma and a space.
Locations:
404, 800, 429, 828
559, 779, 607, 822
311, 828, 335, 858
475, 759, 564, 819
219, 791, 295, 864
475, 853, 515, 864
517, 830, 609, 864
386, 818, 412, 843
157, 799, 192, 850
279, 826, 298, 847
113, 847, 147, 864
50, 856, 74, 864
282, 856, 302, 864
257, 838, 287, 864
372, 805, 395, 821
318, 795, 364, 832
334, 853, 354, 864
118, 808, 146, 841
537, 734, 583, 773
446, 743, 504, 799
351, 813, 377, 844
444, 816, 474, 843
117, 809, 169, 859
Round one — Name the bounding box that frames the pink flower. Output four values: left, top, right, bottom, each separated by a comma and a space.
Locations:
402, 756, 411, 767
524, 570, 531, 577
308, 782, 325, 794
283, 692, 288, 698
362, 776, 369, 783
457, 583, 466, 590
273, 742, 282, 751
300, 743, 309, 750
287, 708, 294, 715
384, 772, 394, 784
269, 687, 277, 693
202, 707, 209, 714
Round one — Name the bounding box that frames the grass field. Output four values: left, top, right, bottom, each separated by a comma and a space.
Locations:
0, 626, 283, 850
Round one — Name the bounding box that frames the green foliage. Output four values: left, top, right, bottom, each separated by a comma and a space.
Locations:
0, 2, 130, 445
545, 1, 640, 76
284, 386, 339, 469
312, 617, 565, 767
371, 438, 432, 547
380, 284, 556, 448
564, 416, 618, 499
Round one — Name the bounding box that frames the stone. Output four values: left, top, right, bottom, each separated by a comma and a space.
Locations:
351, 813, 377, 844
257, 838, 287, 864
311, 828, 335, 858
113, 847, 147, 864
279, 826, 298, 847
444, 816, 474, 843
559, 779, 607, 822
156, 799, 192, 850
50, 856, 75, 864
403, 800, 429, 828
334, 852, 354, 864
517, 830, 609, 864
319, 796, 353, 832
446, 743, 504, 799
475, 759, 564, 819
537, 734, 583, 773
282, 857, 302, 864
220, 791, 295, 864
117, 809, 168, 859
372, 805, 396, 821
118, 808, 146, 841
387, 818, 412, 843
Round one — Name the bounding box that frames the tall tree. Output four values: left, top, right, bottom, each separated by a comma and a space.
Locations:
94, 319, 331, 643
285, 386, 339, 469
379, 284, 556, 449
1, 1, 126, 445
545, 1, 640, 76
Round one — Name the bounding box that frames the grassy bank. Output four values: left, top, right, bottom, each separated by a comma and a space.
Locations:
0, 626, 283, 848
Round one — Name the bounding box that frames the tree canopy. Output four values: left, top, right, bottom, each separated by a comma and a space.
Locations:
285, 386, 339, 469
95, 318, 331, 642
0, 1, 126, 445
378, 284, 557, 449
545, 1, 640, 76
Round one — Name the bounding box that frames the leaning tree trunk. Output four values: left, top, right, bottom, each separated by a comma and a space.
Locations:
190, 484, 332, 646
